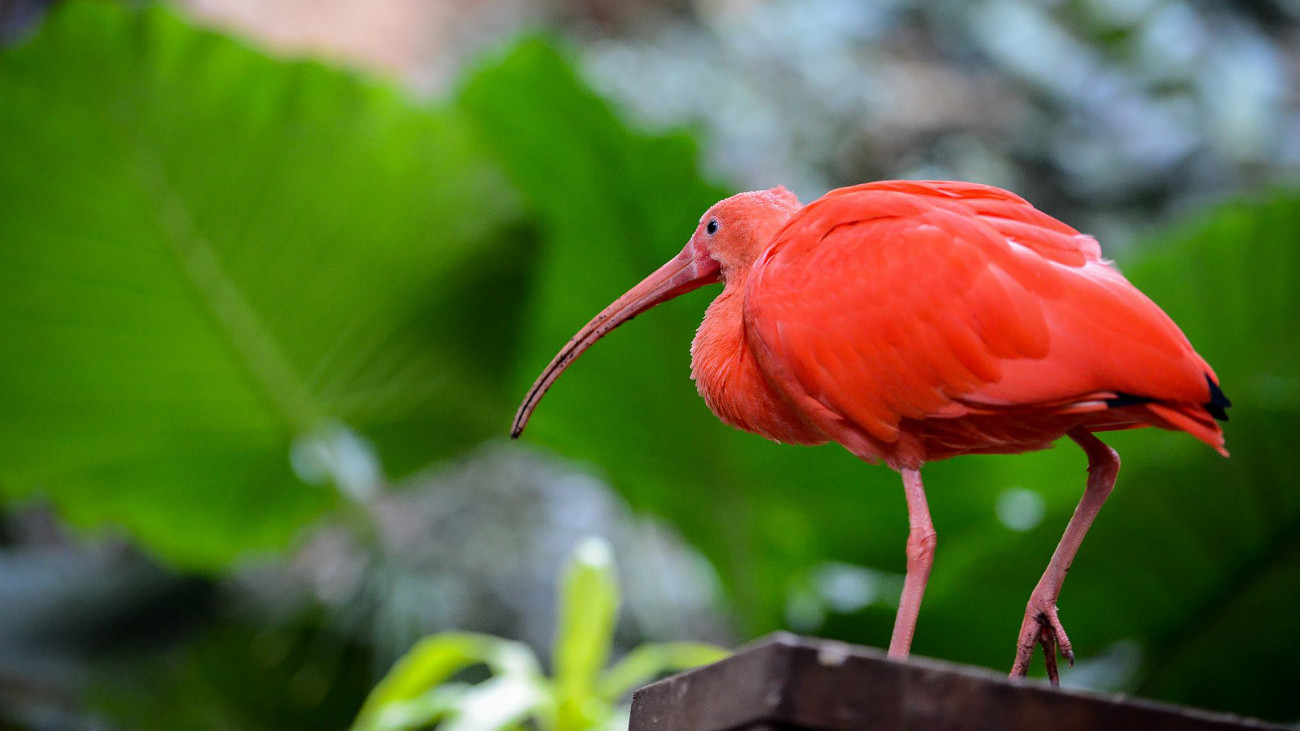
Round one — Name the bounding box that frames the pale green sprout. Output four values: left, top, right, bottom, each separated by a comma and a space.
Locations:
351, 538, 729, 731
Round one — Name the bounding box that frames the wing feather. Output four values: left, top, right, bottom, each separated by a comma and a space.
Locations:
745, 181, 1217, 455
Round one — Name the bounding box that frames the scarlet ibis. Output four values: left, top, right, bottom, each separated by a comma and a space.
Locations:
511, 180, 1229, 683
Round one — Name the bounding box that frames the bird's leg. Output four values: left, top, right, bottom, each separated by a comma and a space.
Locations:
888, 467, 936, 658
1011, 428, 1120, 684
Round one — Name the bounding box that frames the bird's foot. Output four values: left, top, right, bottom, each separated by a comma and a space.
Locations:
1010, 600, 1074, 685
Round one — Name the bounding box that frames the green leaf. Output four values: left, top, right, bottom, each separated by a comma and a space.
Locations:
439, 675, 550, 731
363, 684, 471, 731
352, 632, 542, 731
366, 677, 550, 731
0, 1, 528, 567
552, 537, 620, 729
597, 643, 729, 701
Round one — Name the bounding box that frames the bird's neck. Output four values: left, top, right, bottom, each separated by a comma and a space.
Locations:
690, 278, 826, 446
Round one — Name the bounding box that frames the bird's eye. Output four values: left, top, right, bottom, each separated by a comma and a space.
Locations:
706, 218, 719, 235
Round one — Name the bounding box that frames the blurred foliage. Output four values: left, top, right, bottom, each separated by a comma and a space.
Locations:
351, 538, 726, 731
88, 617, 372, 731
0, 0, 531, 566
0, 1, 1298, 726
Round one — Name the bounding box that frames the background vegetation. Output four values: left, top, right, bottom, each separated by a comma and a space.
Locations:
1, 1, 1298, 728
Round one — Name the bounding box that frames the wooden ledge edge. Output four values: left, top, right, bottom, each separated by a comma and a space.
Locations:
630, 633, 1286, 731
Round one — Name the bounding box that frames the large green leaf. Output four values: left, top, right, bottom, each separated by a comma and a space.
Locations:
0, 1, 528, 567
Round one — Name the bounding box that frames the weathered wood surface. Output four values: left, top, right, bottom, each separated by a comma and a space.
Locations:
630, 633, 1285, 731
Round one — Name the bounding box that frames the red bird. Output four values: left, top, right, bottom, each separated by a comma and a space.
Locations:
511, 181, 1229, 683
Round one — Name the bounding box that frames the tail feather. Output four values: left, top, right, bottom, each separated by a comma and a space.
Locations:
1144, 402, 1228, 457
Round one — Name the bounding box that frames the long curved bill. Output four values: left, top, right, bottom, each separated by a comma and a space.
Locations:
511, 243, 721, 438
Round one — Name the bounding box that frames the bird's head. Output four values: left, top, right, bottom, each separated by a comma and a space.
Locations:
511, 186, 803, 438
691, 186, 802, 280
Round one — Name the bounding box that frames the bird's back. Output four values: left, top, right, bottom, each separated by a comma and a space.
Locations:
744, 181, 1228, 467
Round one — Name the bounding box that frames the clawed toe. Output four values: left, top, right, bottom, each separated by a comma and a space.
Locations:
1010, 604, 1074, 685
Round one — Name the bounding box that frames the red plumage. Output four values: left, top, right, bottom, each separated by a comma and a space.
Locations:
744, 181, 1225, 466
513, 180, 1229, 683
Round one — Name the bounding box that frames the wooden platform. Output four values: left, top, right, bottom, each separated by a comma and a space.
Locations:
630, 633, 1285, 731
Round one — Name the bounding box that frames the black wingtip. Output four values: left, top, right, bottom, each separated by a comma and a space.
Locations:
1105, 392, 1154, 409
1205, 374, 1231, 422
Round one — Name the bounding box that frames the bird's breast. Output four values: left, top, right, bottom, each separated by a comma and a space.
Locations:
690, 288, 827, 446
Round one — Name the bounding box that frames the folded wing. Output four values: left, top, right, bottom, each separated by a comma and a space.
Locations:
744, 181, 1224, 455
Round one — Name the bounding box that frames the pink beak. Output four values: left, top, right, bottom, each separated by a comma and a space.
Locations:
511, 242, 722, 438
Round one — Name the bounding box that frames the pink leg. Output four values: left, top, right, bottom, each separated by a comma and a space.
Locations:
1010, 428, 1120, 683
889, 467, 936, 658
